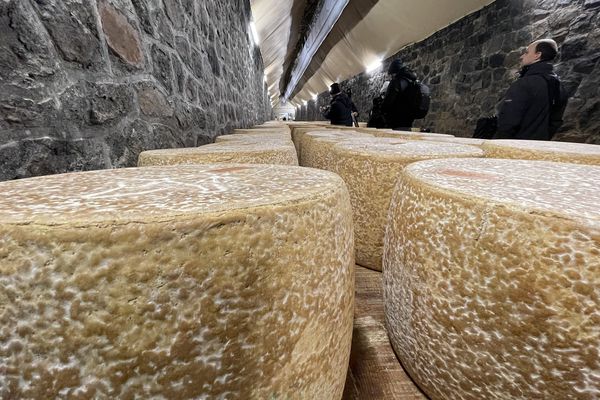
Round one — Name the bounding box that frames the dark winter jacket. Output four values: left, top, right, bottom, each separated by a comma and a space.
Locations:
324, 92, 354, 126
495, 62, 567, 140
382, 67, 418, 129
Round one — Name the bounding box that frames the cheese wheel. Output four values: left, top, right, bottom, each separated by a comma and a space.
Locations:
235, 128, 291, 137
290, 127, 337, 160
424, 136, 488, 146
373, 130, 454, 140
482, 140, 600, 165
330, 140, 484, 271
299, 130, 372, 169
138, 141, 298, 166
215, 133, 292, 144
0, 164, 354, 399
383, 158, 600, 400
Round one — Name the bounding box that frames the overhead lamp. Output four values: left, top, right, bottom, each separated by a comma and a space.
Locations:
313, 93, 318, 101
366, 59, 383, 74
250, 21, 260, 45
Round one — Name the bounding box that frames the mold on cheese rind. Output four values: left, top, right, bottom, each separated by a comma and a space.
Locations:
383, 158, 600, 400
0, 164, 355, 400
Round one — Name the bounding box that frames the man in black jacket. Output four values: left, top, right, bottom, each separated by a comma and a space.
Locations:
322, 83, 353, 126
382, 59, 418, 130
495, 39, 567, 140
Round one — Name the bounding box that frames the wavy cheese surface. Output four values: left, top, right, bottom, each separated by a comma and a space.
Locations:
383, 158, 600, 400
0, 164, 355, 399
330, 140, 484, 271
138, 141, 298, 166
482, 139, 600, 165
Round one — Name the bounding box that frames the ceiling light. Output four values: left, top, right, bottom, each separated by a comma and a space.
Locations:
366, 59, 383, 74
250, 21, 259, 45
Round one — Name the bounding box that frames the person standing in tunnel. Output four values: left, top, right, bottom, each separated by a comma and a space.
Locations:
382, 59, 419, 130
494, 38, 567, 140
321, 83, 354, 126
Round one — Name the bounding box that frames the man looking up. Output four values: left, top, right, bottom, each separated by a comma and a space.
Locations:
495, 39, 567, 140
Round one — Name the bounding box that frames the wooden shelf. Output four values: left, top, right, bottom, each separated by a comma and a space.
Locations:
342, 266, 427, 400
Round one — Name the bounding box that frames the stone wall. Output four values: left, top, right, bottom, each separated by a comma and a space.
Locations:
300, 0, 600, 143
0, 0, 271, 181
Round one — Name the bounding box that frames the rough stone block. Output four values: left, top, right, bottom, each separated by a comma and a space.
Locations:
89, 82, 135, 125
99, 1, 144, 67
151, 45, 174, 93
32, 0, 103, 68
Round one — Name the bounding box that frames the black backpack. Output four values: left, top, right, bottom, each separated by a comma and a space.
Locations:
473, 116, 498, 139
402, 78, 431, 119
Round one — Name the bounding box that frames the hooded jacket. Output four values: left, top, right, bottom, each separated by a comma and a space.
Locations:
382, 66, 418, 129
324, 92, 354, 126
495, 61, 567, 140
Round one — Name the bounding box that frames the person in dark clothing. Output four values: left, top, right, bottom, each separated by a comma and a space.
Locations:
382, 59, 418, 130
322, 83, 354, 126
495, 39, 567, 140
345, 89, 360, 127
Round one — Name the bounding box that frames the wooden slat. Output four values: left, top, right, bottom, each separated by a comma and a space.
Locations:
342, 266, 428, 400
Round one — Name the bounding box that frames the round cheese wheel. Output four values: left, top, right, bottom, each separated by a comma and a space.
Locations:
290, 127, 328, 160
331, 140, 484, 270
424, 136, 487, 146
215, 133, 292, 144
482, 140, 600, 165
138, 142, 298, 166
373, 130, 454, 140
299, 131, 372, 169
234, 128, 291, 137
384, 158, 600, 400
0, 164, 354, 399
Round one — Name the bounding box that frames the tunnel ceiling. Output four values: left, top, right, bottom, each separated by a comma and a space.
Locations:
252, 0, 494, 108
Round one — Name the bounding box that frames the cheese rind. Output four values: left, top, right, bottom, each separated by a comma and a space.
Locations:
138, 141, 298, 166
383, 158, 600, 400
299, 131, 372, 169
330, 140, 484, 270
0, 164, 355, 399
373, 130, 454, 140
482, 139, 600, 165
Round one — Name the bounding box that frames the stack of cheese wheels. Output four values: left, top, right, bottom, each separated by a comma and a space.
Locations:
383, 158, 600, 400
373, 130, 454, 141
299, 130, 372, 169
0, 164, 355, 399
330, 140, 484, 271
138, 141, 298, 167
482, 139, 600, 165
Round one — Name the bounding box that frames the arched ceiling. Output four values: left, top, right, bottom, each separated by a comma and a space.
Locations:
252, 0, 494, 108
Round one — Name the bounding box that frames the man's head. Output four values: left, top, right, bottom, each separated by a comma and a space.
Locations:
330, 83, 341, 96
388, 59, 404, 75
520, 39, 559, 67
